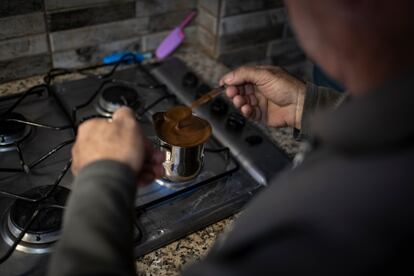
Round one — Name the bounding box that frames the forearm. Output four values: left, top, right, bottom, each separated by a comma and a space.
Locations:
48, 160, 137, 276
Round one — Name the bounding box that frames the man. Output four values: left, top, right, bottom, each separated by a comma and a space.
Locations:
49, 0, 414, 275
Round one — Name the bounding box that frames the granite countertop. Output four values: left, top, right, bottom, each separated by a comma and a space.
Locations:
0, 45, 303, 276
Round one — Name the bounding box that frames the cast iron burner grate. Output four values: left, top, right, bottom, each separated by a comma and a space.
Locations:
0, 113, 31, 150
0, 54, 146, 265
0, 84, 75, 260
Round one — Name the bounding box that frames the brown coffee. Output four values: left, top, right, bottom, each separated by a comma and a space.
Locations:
154, 105, 211, 147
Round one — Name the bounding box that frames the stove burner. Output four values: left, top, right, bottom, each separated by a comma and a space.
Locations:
3, 186, 70, 253
0, 113, 31, 149
96, 84, 140, 117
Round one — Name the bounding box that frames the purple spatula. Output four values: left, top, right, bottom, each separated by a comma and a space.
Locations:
155, 10, 198, 60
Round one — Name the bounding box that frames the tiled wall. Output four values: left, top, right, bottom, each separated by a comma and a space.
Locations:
197, 0, 306, 75
0, 0, 50, 82
48, 0, 197, 68
0, 0, 305, 83
0, 0, 197, 82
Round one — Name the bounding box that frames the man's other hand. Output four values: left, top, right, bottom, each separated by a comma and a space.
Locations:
220, 66, 306, 129
71, 107, 164, 185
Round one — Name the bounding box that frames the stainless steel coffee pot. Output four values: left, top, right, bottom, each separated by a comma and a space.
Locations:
153, 112, 211, 182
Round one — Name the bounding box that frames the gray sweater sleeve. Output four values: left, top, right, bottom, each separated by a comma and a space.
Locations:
297, 83, 346, 139
48, 160, 137, 276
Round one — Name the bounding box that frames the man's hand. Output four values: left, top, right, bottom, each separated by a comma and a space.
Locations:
71, 107, 164, 185
220, 65, 306, 129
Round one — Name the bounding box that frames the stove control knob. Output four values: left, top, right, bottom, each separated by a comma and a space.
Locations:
210, 98, 228, 116
245, 135, 263, 146
182, 72, 199, 88
226, 112, 246, 131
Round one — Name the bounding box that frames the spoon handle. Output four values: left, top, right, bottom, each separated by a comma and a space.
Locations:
190, 86, 225, 109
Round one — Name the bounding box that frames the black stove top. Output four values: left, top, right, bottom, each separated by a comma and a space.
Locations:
0, 57, 289, 275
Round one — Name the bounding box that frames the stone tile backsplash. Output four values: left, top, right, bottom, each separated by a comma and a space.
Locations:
46, 2, 136, 32
197, 0, 305, 73
0, 0, 44, 17
0, 0, 305, 83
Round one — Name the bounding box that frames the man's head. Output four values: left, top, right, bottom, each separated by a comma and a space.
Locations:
284, 0, 414, 94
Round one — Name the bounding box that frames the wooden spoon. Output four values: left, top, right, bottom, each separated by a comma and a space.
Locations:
190, 86, 224, 109
163, 86, 224, 129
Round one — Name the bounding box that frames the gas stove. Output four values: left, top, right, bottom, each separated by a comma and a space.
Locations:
0, 57, 289, 275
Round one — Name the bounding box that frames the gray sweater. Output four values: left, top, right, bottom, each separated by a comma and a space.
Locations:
50, 77, 414, 275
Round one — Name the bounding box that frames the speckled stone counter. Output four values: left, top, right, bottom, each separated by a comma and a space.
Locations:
0, 45, 303, 276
